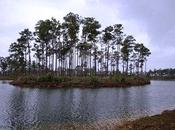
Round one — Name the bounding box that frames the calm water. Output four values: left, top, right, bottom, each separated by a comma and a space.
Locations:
0, 80, 175, 130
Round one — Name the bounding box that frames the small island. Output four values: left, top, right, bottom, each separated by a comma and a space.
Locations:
11, 74, 150, 88
0, 13, 151, 88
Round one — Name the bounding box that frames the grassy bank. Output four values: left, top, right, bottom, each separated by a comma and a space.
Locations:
10, 74, 150, 88
116, 109, 175, 130
0, 75, 15, 80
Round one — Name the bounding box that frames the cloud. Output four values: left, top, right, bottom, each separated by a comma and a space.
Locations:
112, 0, 175, 69
0, 0, 174, 69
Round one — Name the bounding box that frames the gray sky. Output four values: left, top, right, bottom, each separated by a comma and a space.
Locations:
0, 0, 175, 70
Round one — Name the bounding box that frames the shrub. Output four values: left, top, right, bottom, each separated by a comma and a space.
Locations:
113, 74, 125, 83
37, 73, 55, 82
54, 76, 71, 83
90, 76, 99, 85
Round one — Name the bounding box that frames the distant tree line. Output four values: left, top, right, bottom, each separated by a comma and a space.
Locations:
148, 68, 175, 79
0, 12, 151, 77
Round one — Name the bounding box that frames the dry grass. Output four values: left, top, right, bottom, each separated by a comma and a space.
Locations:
115, 110, 175, 130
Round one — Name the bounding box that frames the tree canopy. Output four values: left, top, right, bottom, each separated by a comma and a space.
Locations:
0, 12, 151, 76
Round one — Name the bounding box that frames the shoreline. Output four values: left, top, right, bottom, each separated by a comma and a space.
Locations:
115, 109, 175, 130
151, 78, 175, 81
11, 81, 150, 89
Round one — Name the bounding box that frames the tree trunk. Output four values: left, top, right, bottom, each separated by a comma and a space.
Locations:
90, 50, 91, 76
126, 60, 128, 75
106, 44, 109, 75
55, 53, 58, 74
94, 48, 97, 75
28, 42, 31, 74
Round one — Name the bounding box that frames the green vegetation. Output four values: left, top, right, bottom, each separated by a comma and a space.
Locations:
116, 109, 175, 130
0, 12, 151, 87
148, 68, 175, 80
0, 12, 150, 76
11, 74, 150, 88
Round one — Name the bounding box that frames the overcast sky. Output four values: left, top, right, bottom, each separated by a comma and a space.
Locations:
0, 0, 175, 70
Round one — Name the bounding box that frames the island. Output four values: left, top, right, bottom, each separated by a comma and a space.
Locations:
0, 12, 151, 88
10, 74, 150, 88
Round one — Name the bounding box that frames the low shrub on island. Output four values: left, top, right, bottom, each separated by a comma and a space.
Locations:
11, 73, 150, 88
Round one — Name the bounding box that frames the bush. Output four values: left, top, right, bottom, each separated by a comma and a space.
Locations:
90, 76, 99, 85
36, 73, 60, 82
54, 76, 71, 83
113, 74, 125, 82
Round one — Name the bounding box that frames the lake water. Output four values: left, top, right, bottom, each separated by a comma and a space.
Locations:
0, 80, 175, 130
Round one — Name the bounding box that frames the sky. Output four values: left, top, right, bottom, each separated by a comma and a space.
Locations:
0, 0, 175, 70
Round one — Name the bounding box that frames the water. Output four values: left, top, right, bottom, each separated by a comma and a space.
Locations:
0, 80, 175, 130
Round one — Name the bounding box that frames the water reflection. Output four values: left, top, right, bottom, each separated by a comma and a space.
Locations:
0, 81, 175, 129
